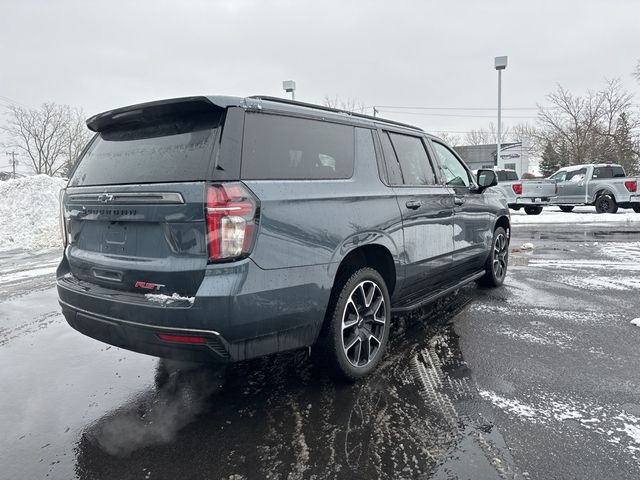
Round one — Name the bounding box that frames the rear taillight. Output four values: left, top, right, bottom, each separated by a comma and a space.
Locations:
206, 183, 259, 262
624, 180, 637, 193
512, 184, 523, 195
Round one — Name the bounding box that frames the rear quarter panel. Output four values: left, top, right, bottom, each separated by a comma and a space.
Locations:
243, 127, 404, 274
587, 178, 634, 203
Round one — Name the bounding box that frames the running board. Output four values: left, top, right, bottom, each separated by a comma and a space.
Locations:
391, 270, 485, 314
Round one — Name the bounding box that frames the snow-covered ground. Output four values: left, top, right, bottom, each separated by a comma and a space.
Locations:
0, 175, 67, 252
511, 206, 640, 225
0, 175, 638, 251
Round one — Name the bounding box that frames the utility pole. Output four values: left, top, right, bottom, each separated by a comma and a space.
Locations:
494, 56, 508, 167
6, 152, 18, 179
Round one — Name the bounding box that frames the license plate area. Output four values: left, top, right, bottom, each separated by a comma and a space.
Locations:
102, 224, 130, 254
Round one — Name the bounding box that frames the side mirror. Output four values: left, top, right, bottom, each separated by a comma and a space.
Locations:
474, 169, 497, 192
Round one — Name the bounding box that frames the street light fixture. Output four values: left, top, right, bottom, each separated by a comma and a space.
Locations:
282, 80, 296, 100
494, 56, 508, 167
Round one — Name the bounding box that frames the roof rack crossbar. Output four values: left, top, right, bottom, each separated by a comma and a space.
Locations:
247, 96, 423, 132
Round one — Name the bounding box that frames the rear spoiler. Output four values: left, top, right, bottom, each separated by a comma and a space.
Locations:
86, 96, 236, 132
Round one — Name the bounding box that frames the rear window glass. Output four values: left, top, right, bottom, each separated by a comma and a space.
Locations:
497, 171, 518, 181
69, 116, 219, 187
593, 167, 611, 179
241, 114, 354, 180
379, 132, 404, 185
388, 132, 436, 185
612, 166, 625, 177
593, 166, 626, 179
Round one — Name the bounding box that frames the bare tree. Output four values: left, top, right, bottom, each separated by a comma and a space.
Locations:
62, 108, 93, 176
634, 59, 640, 83
322, 96, 367, 114
536, 84, 606, 166
435, 132, 460, 146
463, 128, 491, 146
535, 80, 640, 173
463, 122, 515, 146
2, 103, 91, 176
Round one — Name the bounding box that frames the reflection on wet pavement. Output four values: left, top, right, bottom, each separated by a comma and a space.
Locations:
74, 291, 518, 480
6, 228, 640, 479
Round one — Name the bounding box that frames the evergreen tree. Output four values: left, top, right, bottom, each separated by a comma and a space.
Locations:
614, 113, 639, 175
540, 141, 562, 176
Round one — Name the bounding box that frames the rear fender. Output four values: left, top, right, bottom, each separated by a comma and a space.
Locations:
592, 186, 616, 203
328, 232, 404, 293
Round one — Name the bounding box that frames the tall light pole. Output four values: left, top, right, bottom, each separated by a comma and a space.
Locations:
282, 80, 296, 100
494, 56, 508, 167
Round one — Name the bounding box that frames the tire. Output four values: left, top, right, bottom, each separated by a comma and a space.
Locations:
595, 194, 618, 214
524, 206, 543, 215
316, 267, 391, 381
559, 206, 574, 213
476, 227, 509, 288
633, 204, 640, 213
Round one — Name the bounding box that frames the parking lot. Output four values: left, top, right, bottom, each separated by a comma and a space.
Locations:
1, 219, 639, 480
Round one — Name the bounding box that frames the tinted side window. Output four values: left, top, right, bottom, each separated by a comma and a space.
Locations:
241, 114, 354, 180
387, 132, 436, 185
612, 166, 626, 177
592, 167, 615, 179
379, 132, 404, 185
550, 170, 567, 182
431, 141, 471, 187
567, 168, 587, 182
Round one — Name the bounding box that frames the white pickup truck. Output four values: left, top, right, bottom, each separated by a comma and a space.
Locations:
548, 164, 640, 213
477, 169, 557, 215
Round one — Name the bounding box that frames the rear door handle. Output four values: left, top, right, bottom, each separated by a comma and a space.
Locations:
454, 197, 465, 206
405, 200, 422, 210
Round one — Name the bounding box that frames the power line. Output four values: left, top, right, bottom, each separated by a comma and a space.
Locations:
0, 95, 32, 109
376, 109, 538, 119
374, 105, 542, 111
371, 103, 640, 111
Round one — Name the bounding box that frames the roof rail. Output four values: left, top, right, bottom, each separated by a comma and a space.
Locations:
248, 95, 424, 132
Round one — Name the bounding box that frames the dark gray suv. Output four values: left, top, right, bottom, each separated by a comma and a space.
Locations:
57, 95, 509, 380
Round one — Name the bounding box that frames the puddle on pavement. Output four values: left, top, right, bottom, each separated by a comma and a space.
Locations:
515, 228, 640, 242
74, 289, 520, 480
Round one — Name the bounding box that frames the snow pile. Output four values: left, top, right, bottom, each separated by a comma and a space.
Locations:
0, 175, 68, 252
631, 318, 640, 327
145, 293, 195, 306
511, 206, 640, 225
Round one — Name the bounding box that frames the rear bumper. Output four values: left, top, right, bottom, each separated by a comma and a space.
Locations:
57, 257, 334, 362
60, 299, 229, 362
512, 196, 556, 206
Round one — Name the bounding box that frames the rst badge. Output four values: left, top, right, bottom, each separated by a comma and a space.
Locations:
134, 281, 165, 291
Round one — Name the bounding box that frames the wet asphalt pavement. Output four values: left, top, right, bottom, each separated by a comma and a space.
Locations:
1, 224, 640, 480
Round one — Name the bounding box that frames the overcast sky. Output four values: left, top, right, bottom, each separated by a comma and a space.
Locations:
1, 0, 639, 143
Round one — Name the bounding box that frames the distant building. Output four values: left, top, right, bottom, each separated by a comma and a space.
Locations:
454, 142, 530, 177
